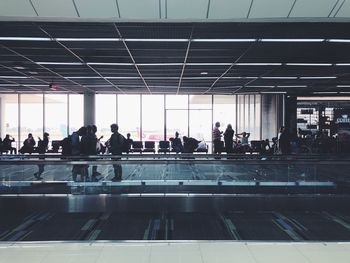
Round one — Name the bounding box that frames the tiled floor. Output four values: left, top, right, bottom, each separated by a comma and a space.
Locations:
0, 241, 350, 263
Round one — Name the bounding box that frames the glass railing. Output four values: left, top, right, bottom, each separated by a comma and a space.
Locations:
0, 154, 349, 195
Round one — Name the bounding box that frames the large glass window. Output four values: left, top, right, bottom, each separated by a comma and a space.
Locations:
68, 94, 84, 134
165, 95, 188, 140
142, 95, 164, 141
118, 95, 140, 140
189, 95, 212, 109
166, 95, 188, 109
255, 95, 261, 140
237, 95, 244, 134
213, 95, 236, 134
45, 94, 68, 140
0, 94, 19, 149
166, 110, 188, 140
189, 110, 212, 142
96, 94, 116, 140
20, 94, 43, 146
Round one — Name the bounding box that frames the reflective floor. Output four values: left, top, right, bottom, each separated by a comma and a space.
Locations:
1, 210, 350, 242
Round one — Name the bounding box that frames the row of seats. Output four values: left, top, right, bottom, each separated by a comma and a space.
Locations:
49, 140, 208, 154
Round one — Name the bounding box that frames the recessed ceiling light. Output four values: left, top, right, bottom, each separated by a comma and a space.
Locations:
260, 39, 325, 42
14, 66, 25, 70
285, 63, 332, 66
0, 76, 28, 79
328, 39, 350, 43
37, 62, 84, 65
28, 71, 38, 75
192, 39, 256, 42
300, 76, 336, 79
0, 37, 51, 41
200, 72, 208, 75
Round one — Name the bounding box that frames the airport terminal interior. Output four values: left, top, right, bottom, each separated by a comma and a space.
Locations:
1, 0, 350, 262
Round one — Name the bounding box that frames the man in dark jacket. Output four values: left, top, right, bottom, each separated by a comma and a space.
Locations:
109, 124, 124, 181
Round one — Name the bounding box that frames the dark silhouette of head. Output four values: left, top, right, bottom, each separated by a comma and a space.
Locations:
127, 133, 131, 139
110, 124, 119, 133
215, 122, 220, 128
77, 127, 87, 136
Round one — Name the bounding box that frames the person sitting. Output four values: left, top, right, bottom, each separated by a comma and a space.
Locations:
19, 133, 36, 154
183, 136, 199, 153
235, 132, 250, 153
3, 134, 17, 154
123, 133, 133, 153
171, 132, 183, 153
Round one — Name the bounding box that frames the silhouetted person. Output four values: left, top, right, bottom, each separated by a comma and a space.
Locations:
20, 133, 36, 154
236, 132, 250, 152
261, 139, 271, 155
3, 134, 16, 154
183, 136, 199, 153
123, 133, 133, 153
91, 125, 102, 179
34, 132, 49, 180
278, 126, 291, 154
109, 124, 125, 181
224, 124, 234, 154
71, 126, 87, 181
212, 122, 223, 154
171, 132, 183, 153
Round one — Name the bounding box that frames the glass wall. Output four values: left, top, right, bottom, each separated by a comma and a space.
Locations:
118, 95, 141, 140
165, 95, 188, 140
0, 93, 262, 152
0, 94, 19, 149
142, 95, 164, 141
213, 95, 236, 134
68, 95, 84, 134
45, 94, 68, 140
96, 94, 116, 140
20, 94, 44, 146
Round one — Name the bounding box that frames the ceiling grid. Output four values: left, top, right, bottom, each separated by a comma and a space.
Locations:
0, 22, 349, 94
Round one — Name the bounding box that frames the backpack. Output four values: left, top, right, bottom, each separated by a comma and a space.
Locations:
61, 135, 72, 155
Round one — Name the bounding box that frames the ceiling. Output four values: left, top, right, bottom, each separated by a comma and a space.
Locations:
1, 0, 350, 21
0, 21, 350, 95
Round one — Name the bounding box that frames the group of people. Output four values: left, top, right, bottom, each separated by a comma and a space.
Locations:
65, 124, 124, 182
2, 122, 339, 182
212, 122, 251, 154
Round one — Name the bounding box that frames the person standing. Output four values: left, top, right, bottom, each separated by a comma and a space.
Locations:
71, 127, 87, 181
109, 124, 125, 181
224, 124, 234, 154
212, 122, 223, 154
34, 132, 49, 180
278, 126, 291, 154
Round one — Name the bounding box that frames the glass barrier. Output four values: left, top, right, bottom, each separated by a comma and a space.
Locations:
0, 154, 349, 195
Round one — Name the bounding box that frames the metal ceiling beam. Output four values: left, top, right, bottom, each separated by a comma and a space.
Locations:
113, 23, 152, 94
177, 26, 194, 95
203, 43, 256, 94
0, 63, 52, 91
37, 24, 125, 94
0, 44, 84, 94
0, 77, 40, 92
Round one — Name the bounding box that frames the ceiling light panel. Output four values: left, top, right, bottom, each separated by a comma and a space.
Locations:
31, 0, 78, 17
249, 0, 295, 18
289, 0, 336, 18
73, 0, 119, 18
210, 0, 253, 18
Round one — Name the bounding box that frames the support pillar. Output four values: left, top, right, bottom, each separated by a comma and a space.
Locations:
84, 93, 95, 126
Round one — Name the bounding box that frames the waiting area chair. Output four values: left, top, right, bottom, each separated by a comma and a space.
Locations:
131, 141, 143, 153
158, 141, 170, 153
143, 141, 156, 153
